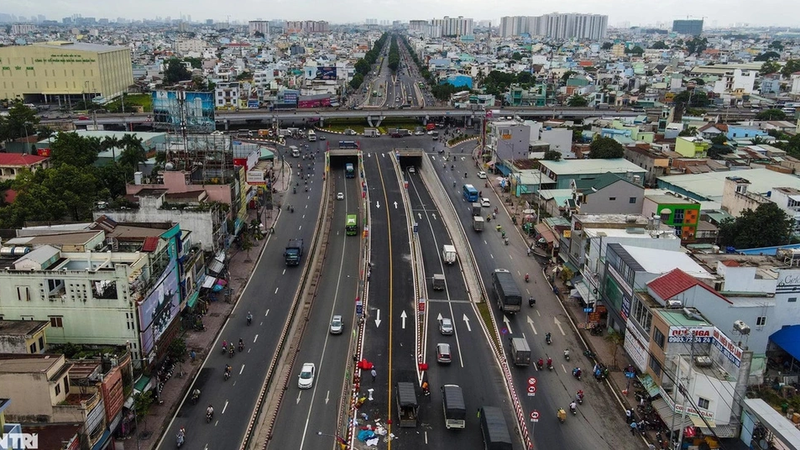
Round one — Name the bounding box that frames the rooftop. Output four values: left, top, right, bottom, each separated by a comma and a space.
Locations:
33, 41, 128, 53
541, 158, 645, 175
655, 308, 712, 328
0, 320, 49, 337
0, 354, 62, 374
658, 168, 800, 202
621, 244, 713, 279
648, 268, 730, 304
0, 154, 48, 166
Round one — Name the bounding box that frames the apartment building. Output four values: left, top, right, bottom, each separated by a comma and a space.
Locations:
499, 13, 607, 40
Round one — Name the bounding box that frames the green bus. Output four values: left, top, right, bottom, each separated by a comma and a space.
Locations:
346, 214, 358, 236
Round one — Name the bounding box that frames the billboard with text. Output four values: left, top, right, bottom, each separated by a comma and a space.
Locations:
316, 66, 337, 80
152, 91, 215, 133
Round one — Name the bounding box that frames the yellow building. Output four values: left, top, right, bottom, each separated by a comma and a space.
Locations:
674, 136, 710, 158
0, 41, 133, 102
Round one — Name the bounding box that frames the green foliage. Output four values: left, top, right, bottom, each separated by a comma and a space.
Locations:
543, 150, 562, 161
759, 61, 781, 75
168, 337, 187, 362
589, 136, 625, 159
650, 41, 668, 49
235, 71, 252, 81
511, 52, 523, 61
678, 127, 697, 137
781, 60, 800, 78
673, 90, 710, 107
253, 31, 264, 38
387, 36, 400, 72
718, 203, 793, 249
0, 101, 40, 142
770, 40, 784, 51
183, 57, 202, 69
685, 37, 708, 56
754, 51, 781, 62
50, 132, 101, 168
601, 42, 613, 50
133, 390, 155, 420
560, 71, 577, 83
625, 46, 644, 55
163, 59, 192, 84
756, 109, 787, 121
349, 73, 364, 90
774, 134, 800, 158
354, 59, 370, 76
567, 94, 588, 107
431, 83, 460, 101
710, 134, 728, 146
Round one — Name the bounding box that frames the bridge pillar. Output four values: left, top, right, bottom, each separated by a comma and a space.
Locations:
367, 116, 375, 128
374, 116, 384, 127
224, 120, 229, 131
319, 117, 324, 127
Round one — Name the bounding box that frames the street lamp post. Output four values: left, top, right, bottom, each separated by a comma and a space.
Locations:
316, 431, 344, 448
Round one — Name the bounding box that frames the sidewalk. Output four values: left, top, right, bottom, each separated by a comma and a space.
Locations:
119, 162, 290, 450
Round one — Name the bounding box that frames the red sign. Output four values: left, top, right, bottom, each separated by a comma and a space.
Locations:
418, 299, 425, 312
527, 385, 536, 396
527, 377, 537, 386
530, 410, 540, 420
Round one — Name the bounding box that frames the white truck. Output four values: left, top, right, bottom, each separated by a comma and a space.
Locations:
442, 245, 457, 265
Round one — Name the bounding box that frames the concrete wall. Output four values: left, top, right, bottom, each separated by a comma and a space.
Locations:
580, 180, 643, 215
98, 208, 217, 252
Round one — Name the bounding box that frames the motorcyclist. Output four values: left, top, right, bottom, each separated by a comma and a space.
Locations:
557, 408, 567, 423
246, 312, 252, 324
222, 340, 227, 352
238, 338, 244, 351
546, 332, 552, 344
569, 400, 577, 413
537, 358, 544, 369
525, 273, 530, 282
576, 390, 584, 403
573, 367, 582, 378
529, 296, 535, 307
225, 364, 232, 374
421, 381, 430, 396
564, 349, 570, 360
547, 357, 553, 369
206, 404, 214, 417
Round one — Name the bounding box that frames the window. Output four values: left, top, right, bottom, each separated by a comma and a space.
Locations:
756, 316, 767, 326
653, 328, 666, 349
38, 336, 44, 350
17, 286, 30, 301
649, 356, 662, 377
55, 383, 61, 396
697, 397, 710, 409
609, 197, 617, 201
64, 378, 69, 394
673, 208, 685, 223
789, 298, 797, 303
29, 342, 37, 353
49, 317, 63, 328
629, 197, 637, 204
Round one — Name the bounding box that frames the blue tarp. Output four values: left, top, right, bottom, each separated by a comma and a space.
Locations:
770, 325, 800, 361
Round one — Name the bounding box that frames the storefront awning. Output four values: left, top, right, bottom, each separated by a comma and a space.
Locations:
770, 325, 800, 362
574, 279, 598, 305
186, 291, 200, 309
637, 374, 661, 398
534, 223, 556, 243
91, 428, 112, 450
202, 276, 218, 289
134, 375, 151, 393
207, 259, 225, 275
652, 398, 693, 431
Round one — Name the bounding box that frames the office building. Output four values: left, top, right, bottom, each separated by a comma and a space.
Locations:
0, 42, 133, 103
499, 13, 607, 40
672, 19, 703, 35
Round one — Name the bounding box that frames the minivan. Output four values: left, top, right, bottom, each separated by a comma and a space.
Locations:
436, 343, 452, 364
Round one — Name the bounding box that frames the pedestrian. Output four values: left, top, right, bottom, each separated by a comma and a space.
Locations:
630, 421, 637, 435
625, 408, 633, 423
190, 350, 196, 363
371, 368, 377, 381
648, 444, 656, 450
477, 408, 481, 418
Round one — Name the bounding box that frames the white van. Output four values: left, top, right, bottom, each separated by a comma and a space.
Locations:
307, 130, 317, 142
290, 146, 300, 157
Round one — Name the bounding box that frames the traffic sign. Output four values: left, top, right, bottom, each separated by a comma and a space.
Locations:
530, 410, 540, 422
527, 377, 537, 386
527, 385, 536, 396
583, 307, 593, 313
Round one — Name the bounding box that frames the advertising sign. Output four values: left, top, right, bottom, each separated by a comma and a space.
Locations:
152, 91, 215, 133
316, 66, 338, 80
624, 320, 650, 372
138, 258, 180, 355
283, 92, 298, 104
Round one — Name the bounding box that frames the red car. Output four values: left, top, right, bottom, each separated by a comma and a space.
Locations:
77, 115, 89, 120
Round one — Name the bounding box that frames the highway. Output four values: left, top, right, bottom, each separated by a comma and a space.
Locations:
155, 140, 327, 450
406, 165, 521, 449
268, 164, 361, 449
434, 145, 642, 450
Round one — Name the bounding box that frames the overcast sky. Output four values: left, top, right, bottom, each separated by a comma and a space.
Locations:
4, 0, 798, 27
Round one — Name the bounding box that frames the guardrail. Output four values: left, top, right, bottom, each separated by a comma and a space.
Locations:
419, 153, 534, 450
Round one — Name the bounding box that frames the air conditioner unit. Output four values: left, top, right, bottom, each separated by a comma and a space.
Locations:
666, 299, 682, 309
733, 320, 751, 335
694, 356, 713, 368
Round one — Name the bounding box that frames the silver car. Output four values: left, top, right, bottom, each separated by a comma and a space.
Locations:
330, 315, 344, 334
439, 318, 454, 335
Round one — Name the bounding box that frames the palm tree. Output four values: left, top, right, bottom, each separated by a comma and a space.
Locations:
100, 136, 120, 161
118, 134, 147, 177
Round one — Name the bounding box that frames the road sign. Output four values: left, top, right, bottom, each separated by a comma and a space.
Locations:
356, 304, 363, 315
527, 377, 537, 386
583, 307, 593, 313
530, 410, 540, 422
527, 385, 536, 396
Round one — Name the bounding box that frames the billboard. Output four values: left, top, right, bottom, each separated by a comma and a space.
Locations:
316, 66, 337, 80
152, 91, 215, 133
139, 258, 180, 355
283, 92, 298, 104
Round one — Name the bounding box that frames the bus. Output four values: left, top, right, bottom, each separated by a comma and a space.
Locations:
463, 184, 478, 202
339, 140, 359, 149
345, 163, 355, 178
346, 214, 358, 236
307, 130, 316, 142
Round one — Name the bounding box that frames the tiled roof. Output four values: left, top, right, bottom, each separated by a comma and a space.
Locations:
648, 268, 730, 304
0, 153, 48, 166
142, 236, 160, 252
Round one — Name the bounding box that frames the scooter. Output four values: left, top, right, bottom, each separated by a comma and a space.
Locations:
206, 411, 213, 423
176, 429, 185, 448
537, 359, 544, 370
564, 349, 570, 361
572, 368, 582, 380
576, 392, 584, 404
191, 390, 200, 404
228, 347, 235, 358
246, 314, 252, 326
545, 333, 552, 345
503, 237, 509, 245
238, 342, 244, 352
570, 404, 578, 415
557, 409, 566, 424
528, 297, 536, 307
547, 359, 553, 370
224, 370, 230, 381
293, 187, 296, 194
525, 274, 530, 283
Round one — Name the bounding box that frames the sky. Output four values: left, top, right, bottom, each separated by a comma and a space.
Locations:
3, 0, 799, 27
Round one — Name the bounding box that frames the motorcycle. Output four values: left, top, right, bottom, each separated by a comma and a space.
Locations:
206, 411, 213, 423
289, 206, 294, 213
228, 347, 235, 358
537, 359, 544, 370
524, 273, 530, 283
293, 187, 296, 194
572, 368, 582, 380
191, 389, 200, 404
238, 342, 244, 352
528, 297, 536, 307
221, 344, 228, 355
570, 403, 577, 415
224, 370, 230, 381
545, 333, 552, 345
246, 314, 252, 326
576, 391, 584, 404
564, 349, 570, 361
464, 172, 467, 178
547, 359, 553, 370
176, 429, 185, 448
584, 349, 597, 359
503, 237, 509, 245
557, 409, 566, 424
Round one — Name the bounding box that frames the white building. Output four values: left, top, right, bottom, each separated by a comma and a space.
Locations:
215, 82, 241, 109
499, 13, 607, 39
430, 16, 474, 37
711, 68, 756, 95
174, 38, 207, 55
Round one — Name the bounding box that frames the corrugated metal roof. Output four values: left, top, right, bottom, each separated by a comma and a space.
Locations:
141, 236, 159, 252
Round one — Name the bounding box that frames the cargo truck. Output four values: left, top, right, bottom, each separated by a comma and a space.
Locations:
479, 406, 512, 450
508, 337, 531, 366
442, 384, 466, 429
442, 245, 457, 265
432, 274, 445, 291
491, 269, 522, 314
284, 239, 304, 266
471, 202, 482, 216
396, 382, 419, 428
472, 216, 485, 231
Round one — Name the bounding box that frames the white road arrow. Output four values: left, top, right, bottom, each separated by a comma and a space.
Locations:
401, 310, 407, 329
325, 391, 330, 404
432, 214, 438, 221
437, 313, 443, 321
376, 201, 381, 209
462, 314, 472, 332
393, 201, 398, 209
527, 316, 538, 335
418, 212, 422, 220
554, 316, 565, 335
503, 315, 513, 335
296, 392, 302, 404
375, 309, 382, 328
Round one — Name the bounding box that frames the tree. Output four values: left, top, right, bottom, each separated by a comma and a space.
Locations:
0, 101, 40, 142
679, 127, 698, 137
770, 40, 784, 51
560, 71, 577, 83
543, 150, 562, 161
235, 71, 252, 81
567, 94, 588, 107
756, 109, 787, 121
118, 134, 147, 177
42, 165, 100, 221
710, 134, 728, 146
650, 41, 668, 50
589, 136, 625, 159
183, 57, 202, 69
685, 37, 708, 56
673, 89, 710, 107
354, 59, 370, 76
625, 46, 644, 56
349, 73, 364, 90
133, 391, 155, 438
760, 61, 781, 75
718, 202, 793, 249
253, 31, 264, 38
511, 52, 523, 61
601, 42, 613, 50
754, 51, 781, 62
781, 60, 800, 78
163, 59, 192, 84
49, 133, 101, 168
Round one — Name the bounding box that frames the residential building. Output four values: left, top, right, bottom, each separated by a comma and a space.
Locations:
499, 13, 607, 39
430, 16, 474, 37
0, 42, 133, 102
0, 320, 49, 354
768, 187, 800, 234
215, 82, 241, 109
174, 38, 207, 55
623, 145, 670, 187
10, 24, 36, 34
0, 153, 50, 181
570, 173, 644, 215
538, 159, 646, 190
674, 136, 710, 158
720, 176, 770, 218
672, 19, 703, 35
642, 193, 702, 241
248, 20, 269, 36
657, 168, 800, 204
487, 120, 531, 174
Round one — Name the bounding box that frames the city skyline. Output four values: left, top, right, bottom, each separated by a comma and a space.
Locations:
2, 0, 799, 27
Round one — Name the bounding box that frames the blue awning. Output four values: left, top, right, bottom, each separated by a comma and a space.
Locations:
770, 325, 800, 361
91, 427, 112, 450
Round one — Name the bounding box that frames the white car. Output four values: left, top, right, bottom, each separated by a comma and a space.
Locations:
414, 130, 424, 136
298, 363, 316, 389
477, 171, 487, 179
330, 315, 344, 334
408, 166, 416, 174
337, 192, 344, 200
481, 197, 491, 208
